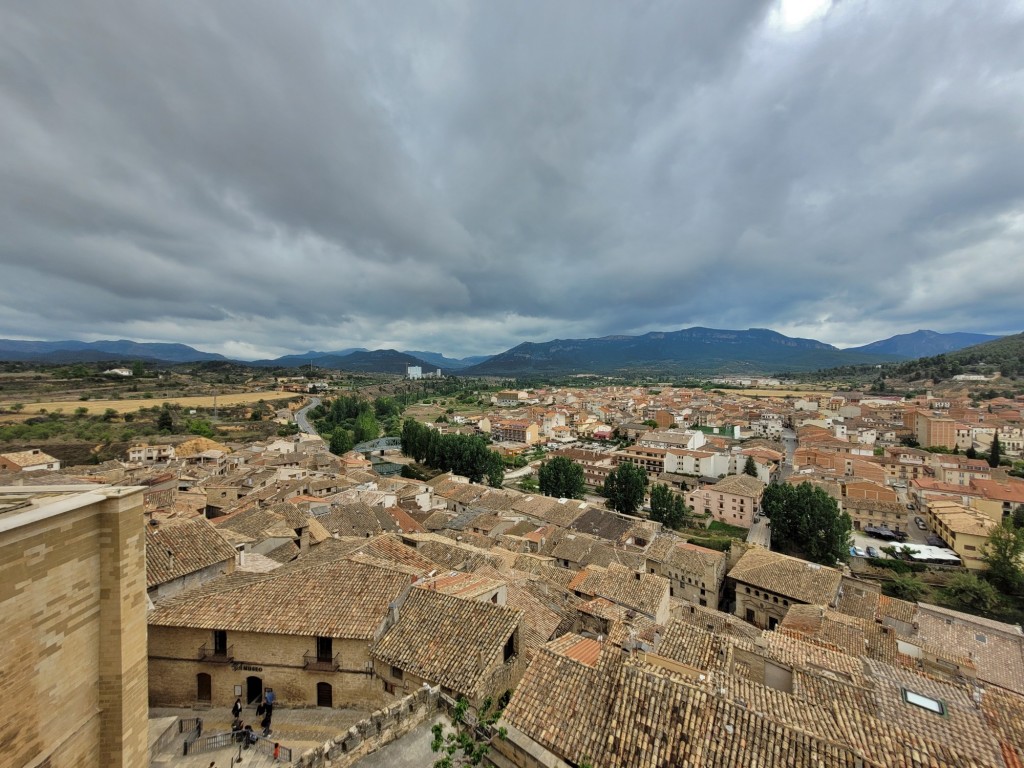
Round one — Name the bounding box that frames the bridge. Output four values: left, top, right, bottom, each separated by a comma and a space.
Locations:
354, 436, 404, 477
353, 436, 402, 454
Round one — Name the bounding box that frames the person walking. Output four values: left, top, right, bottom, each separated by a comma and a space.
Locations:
231, 697, 242, 719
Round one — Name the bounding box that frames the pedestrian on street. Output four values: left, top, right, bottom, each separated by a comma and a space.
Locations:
232, 698, 242, 719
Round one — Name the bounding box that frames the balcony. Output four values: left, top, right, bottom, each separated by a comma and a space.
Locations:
198, 644, 233, 663
303, 652, 340, 672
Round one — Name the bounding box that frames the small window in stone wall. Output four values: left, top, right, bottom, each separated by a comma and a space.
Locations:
391, 665, 403, 680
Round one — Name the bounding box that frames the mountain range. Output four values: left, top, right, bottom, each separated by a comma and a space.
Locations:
0, 328, 1008, 376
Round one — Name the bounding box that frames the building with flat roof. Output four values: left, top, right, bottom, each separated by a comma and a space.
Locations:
0, 484, 148, 767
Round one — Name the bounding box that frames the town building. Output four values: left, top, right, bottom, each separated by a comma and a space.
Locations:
686, 474, 765, 527
148, 555, 415, 710
728, 546, 843, 629
0, 447, 61, 473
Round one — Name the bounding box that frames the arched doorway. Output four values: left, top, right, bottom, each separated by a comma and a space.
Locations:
196, 673, 211, 703
246, 676, 263, 705
316, 682, 333, 708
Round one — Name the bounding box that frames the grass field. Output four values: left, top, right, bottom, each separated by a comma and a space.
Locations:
1, 390, 300, 416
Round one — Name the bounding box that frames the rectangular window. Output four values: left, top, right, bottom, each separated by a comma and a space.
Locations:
390, 665, 403, 680
902, 689, 945, 715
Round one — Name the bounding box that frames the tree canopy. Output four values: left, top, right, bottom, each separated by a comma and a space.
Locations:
762, 482, 852, 565
743, 456, 757, 477
989, 432, 1002, 468
649, 483, 689, 530
602, 462, 648, 515
401, 418, 505, 487
538, 456, 585, 500
984, 519, 1024, 594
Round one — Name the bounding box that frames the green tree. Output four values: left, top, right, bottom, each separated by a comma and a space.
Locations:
983, 519, 1024, 593
538, 456, 586, 499
430, 696, 507, 768
989, 432, 1002, 468
353, 410, 380, 443
1012, 505, 1024, 530
943, 572, 1000, 612
131, 360, 145, 378
330, 428, 355, 456
649, 483, 689, 530
762, 482, 852, 565
157, 407, 173, 432
966, 445, 978, 459
185, 419, 215, 438
884, 574, 926, 602
602, 462, 648, 515
743, 456, 757, 477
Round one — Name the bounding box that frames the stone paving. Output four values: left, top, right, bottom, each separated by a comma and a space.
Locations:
149, 704, 371, 767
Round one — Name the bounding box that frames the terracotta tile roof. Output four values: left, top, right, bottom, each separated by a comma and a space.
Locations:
915, 604, 1024, 695
671, 600, 760, 641
149, 558, 411, 639
567, 563, 669, 619
263, 539, 299, 564
706, 473, 766, 497
504, 647, 868, 768
419, 571, 505, 600
505, 584, 561, 649
146, 518, 237, 588
371, 587, 522, 699
835, 576, 882, 621
545, 633, 603, 666
728, 546, 843, 606
655, 619, 723, 670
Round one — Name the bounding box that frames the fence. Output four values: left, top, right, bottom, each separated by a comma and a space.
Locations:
181, 729, 293, 762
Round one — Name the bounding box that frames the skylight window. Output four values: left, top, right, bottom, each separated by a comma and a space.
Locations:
902, 689, 945, 715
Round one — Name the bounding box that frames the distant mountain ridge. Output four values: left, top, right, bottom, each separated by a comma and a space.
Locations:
845, 330, 1001, 359
462, 326, 896, 376
0, 338, 226, 363
0, 328, 1002, 376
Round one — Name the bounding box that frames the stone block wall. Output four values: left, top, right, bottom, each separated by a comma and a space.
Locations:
294, 687, 441, 768
0, 486, 148, 768
148, 627, 391, 709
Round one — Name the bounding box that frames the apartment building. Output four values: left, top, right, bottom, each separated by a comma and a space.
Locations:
686, 474, 765, 527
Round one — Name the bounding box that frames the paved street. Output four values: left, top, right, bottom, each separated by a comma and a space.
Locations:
294, 397, 321, 435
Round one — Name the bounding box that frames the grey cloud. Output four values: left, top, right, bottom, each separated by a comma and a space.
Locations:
0, 0, 1021, 358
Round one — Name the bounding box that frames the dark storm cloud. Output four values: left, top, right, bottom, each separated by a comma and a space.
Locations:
0, 0, 1022, 357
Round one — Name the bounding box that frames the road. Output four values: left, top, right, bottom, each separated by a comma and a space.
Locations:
294, 397, 321, 435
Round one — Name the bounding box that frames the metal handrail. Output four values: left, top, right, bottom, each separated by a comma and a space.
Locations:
303, 651, 340, 671
197, 643, 234, 662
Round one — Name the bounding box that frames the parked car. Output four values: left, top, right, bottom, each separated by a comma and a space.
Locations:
850, 546, 867, 558
915, 516, 926, 530
866, 546, 880, 558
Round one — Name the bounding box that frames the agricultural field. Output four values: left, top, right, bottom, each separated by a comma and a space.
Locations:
1, 390, 297, 416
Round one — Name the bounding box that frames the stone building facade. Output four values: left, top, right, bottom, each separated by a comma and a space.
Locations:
0, 483, 149, 768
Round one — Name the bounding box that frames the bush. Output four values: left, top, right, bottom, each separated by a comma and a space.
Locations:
868, 557, 925, 574
687, 536, 732, 552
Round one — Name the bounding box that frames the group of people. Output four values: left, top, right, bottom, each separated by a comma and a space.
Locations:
230, 689, 276, 748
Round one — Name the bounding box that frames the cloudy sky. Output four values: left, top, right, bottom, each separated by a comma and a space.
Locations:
2, 0, 1023, 359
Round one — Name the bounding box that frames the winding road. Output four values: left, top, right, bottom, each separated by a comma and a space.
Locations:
294, 397, 321, 435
